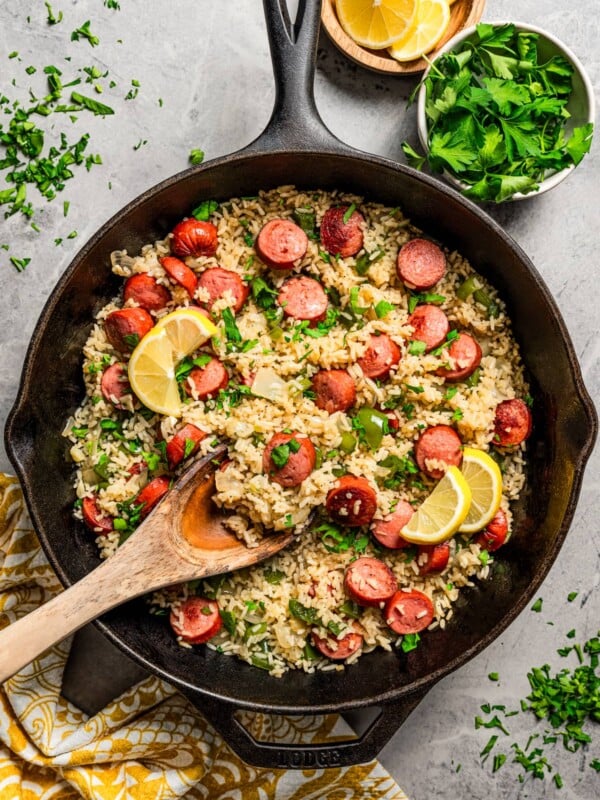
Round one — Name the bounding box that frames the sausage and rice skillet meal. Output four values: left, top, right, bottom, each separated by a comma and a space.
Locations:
63, 186, 532, 677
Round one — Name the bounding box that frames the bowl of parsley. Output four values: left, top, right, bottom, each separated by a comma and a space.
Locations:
405, 21, 595, 202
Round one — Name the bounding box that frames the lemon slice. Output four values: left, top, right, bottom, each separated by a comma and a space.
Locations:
400, 465, 472, 545
458, 448, 503, 534
153, 307, 217, 361
128, 308, 217, 416
388, 0, 450, 61
336, 0, 417, 50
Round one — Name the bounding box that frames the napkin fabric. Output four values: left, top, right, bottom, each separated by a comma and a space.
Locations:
0, 474, 408, 800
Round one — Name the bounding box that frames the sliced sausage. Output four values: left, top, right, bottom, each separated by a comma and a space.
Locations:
408, 304, 449, 352
357, 334, 401, 380
320, 205, 365, 258
371, 500, 414, 549
397, 238, 446, 291
184, 358, 229, 400
344, 557, 397, 607
255, 219, 308, 270
197, 267, 249, 313
384, 590, 435, 634
100, 363, 133, 410
124, 273, 171, 312
160, 256, 198, 299
278, 276, 328, 323
414, 425, 463, 480
171, 218, 218, 258
436, 332, 482, 382
418, 543, 450, 575
474, 508, 509, 552
312, 369, 356, 414
311, 626, 363, 660
104, 308, 154, 352
137, 475, 170, 519
166, 423, 207, 470
493, 399, 532, 447
263, 432, 316, 488
169, 596, 222, 645
82, 496, 113, 534
326, 475, 378, 527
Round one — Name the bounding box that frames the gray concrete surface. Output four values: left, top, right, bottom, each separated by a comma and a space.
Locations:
0, 1, 598, 797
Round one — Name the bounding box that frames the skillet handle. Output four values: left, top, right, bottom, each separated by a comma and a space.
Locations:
241, 0, 345, 155
185, 687, 429, 769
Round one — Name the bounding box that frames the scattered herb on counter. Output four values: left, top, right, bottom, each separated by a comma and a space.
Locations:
71, 20, 100, 47
402, 23, 594, 202
475, 630, 600, 787
45, 2, 63, 25
189, 148, 205, 165
531, 598, 543, 613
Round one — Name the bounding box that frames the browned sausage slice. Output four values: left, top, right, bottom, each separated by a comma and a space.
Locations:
263, 432, 316, 488
357, 334, 401, 380
169, 596, 222, 644
414, 425, 463, 480
326, 475, 378, 527
397, 238, 446, 291
124, 273, 171, 312
436, 332, 482, 382
312, 369, 356, 413
256, 219, 308, 270
166, 423, 207, 469
197, 267, 249, 313
184, 358, 229, 400
384, 590, 435, 634
277, 276, 328, 323
474, 508, 509, 551
100, 363, 133, 410
104, 308, 154, 352
320, 205, 365, 258
371, 500, 414, 549
160, 256, 198, 298
418, 543, 450, 575
137, 475, 171, 518
408, 304, 449, 352
171, 218, 218, 258
344, 557, 397, 607
493, 399, 532, 447
311, 626, 364, 660
82, 496, 113, 534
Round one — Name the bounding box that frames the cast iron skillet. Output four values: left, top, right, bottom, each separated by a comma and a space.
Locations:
5, 0, 597, 768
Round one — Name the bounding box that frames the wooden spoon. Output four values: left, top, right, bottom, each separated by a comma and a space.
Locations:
0, 446, 293, 683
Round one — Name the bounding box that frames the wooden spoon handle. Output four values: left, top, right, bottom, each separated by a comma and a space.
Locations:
0, 521, 172, 684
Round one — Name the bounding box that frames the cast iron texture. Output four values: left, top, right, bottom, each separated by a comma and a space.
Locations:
4, 0, 597, 768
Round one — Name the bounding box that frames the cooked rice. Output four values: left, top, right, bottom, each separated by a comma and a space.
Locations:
64, 186, 529, 677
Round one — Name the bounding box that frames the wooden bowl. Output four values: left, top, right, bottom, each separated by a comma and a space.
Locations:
321, 0, 486, 75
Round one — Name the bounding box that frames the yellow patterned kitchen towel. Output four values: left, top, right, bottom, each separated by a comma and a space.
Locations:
0, 475, 408, 800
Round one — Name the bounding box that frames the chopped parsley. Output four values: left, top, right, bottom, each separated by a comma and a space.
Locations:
531, 598, 543, 613
192, 198, 218, 220
292, 207, 317, 239
189, 148, 205, 165
71, 20, 100, 47
402, 23, 594, 202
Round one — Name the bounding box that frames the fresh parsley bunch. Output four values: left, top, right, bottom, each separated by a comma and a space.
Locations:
403, 23, 594, 203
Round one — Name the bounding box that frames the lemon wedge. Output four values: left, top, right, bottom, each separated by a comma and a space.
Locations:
458, 448, 503, 534
400, 465, 472, 545
152, 307, 217, 361
128, 308, 217, 416
336, 0, 417, 50
388, 0, 450, 61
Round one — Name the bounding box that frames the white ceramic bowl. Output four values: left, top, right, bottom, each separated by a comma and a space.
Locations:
416, 21, 596, 201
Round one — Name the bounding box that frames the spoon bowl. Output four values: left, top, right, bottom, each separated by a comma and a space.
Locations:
0, 446, 293, 684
